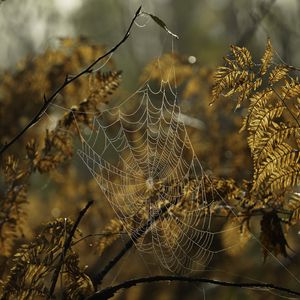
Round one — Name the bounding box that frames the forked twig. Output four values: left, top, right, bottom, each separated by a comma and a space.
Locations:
0, 6, 142, 156
48, 200, 94, 299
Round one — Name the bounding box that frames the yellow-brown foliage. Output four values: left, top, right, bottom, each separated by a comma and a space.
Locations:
212, 39, 300, 257
0, 36, 300, 299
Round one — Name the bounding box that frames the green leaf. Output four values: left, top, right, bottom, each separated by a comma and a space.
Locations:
147, 13, 179, 39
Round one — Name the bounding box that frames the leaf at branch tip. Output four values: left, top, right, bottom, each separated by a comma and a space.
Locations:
147, 13, 179, 39
136, 5, 142, 16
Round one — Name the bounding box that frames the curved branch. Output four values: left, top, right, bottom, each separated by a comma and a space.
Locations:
0, 5, 142, 156
86, 275, 300, 300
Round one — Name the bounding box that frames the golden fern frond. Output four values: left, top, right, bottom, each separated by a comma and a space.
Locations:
257, 124, 300, 163
260, 38, 273, 75
0, 218, 86, 300
281, 77, 300, 100
235, 77, 262, 107
244, 89, 273, 126
0, 156, 29, 257
211, 45, 259, 107
247, 104, 285, 155
63, 252, 93, 299
230, 45, 254, 69
212, 68, 254, 106
269, 65, 289, 85
37, 129, 73, 173
267, 164, 300, 192
89, 70, 122, 101
287, 192, 300, 224
213, 39, 300, 211
34, 71, 122, 173
253, 143, 300, 191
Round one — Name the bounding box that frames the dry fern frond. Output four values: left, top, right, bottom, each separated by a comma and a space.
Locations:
267, 165, 300, 193
63, 252, 93, 299
32, 70, 122, 173
211, 46, 258, 108
269, 65, 289, 85
230, 45, 254, 69
281, 77, 300, 99
254, 143, 300, 191
0, 156, 29, 257
213, 39, 300, 211
89, 70, 122, 101
247, 104, 285, 156
0, 218, 91, 300
287, 193, 300, 224
260, 38, 273, 76
0, 37, 107, 145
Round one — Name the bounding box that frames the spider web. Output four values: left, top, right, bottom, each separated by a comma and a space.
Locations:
26, 13, 300, 297
41, 36, 300, 297
76, 77, 233, 273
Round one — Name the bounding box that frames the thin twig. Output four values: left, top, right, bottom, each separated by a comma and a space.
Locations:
0, 6, 142, 157
86, 275, 300, 300
48, 200, 94, 299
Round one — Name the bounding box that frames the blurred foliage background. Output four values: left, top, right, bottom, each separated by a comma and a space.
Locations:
0, 0, 300, 299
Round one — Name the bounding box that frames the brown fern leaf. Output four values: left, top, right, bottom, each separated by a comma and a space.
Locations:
37, 72, 122, 173
0, 156, 29, 257
281, 77, 300, 100
287, 192, 300, 224
267, 164, 300, 193
260, 38, 273, 76
257, 124, 300, 164
63, 252, 93, 299
253, 143, 300, 191
247, 104, 285, 156
211, 45, 259, 107
242, 88, 273, 131
230, 45, 254, 69
213, 39, 300, 213
89, 70, 122, 102
0, 218, 87, 300
37, 129, 73, 173
269, 65, 289, 85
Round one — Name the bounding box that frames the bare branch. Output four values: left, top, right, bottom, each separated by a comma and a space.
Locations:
86, 275, 300, 300
0, 5, 142, 157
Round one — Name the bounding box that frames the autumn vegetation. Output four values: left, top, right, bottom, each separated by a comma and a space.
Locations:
0, 7, 300, 300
